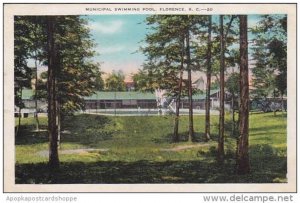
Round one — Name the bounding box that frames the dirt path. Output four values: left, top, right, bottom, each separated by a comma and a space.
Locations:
37, 143, 210, 157
160, 143, 211, 152
37, 148, 109, 157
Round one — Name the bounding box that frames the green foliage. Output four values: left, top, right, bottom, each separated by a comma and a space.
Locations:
105, 70, 126, 91
211, 80, 220, 90
142, 15, 192, 97
132, 69, 154, 92
54, 16, 104, 114
225, 72, 240, 111
197, 15, 239, 77
15, 112, 286, 183
225, 72, 239, 95
14, 16, 104, 115
35, 72, 47, 100
14, 16, 34, 108
251, 15, 287, 99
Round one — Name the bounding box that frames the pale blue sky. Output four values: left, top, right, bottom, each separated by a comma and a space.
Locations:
86, 15, 148, 75
83, 14, 284, 76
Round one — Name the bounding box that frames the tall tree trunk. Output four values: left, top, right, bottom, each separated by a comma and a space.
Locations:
237, 15, 250, 174
173, 36, 185, 142
186, 17, 195, 142
173, 71, 183, 142
205, 15, 212, 142
34, 55, 40, 131
218, 15, 225, 163
47, 16, 59, 169
33, 17, 40, 132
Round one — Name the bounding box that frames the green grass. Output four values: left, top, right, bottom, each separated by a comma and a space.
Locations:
15, 112, 287, 183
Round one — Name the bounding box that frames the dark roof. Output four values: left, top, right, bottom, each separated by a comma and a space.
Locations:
84, 91, 156, 100
21, 89, 221, 100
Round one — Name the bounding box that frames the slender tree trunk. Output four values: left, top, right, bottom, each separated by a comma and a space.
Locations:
47, 16, 59, 169
173, 36, 185, 142
186, 17, 195, 142
34, 55, 40, 131
16, 88, 23, 136
218, 15, 225, 163
33, 17, 40, 132
173, 70, 183, 142
273, 89, 276, 116
56, 53, 62, 149
237, 15, 250, 174
231, 94, 235, 136
57, 100, 61, 149
205, 15, 212, 141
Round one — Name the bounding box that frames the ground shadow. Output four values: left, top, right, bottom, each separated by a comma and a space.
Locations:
15, 125, 48, 145
63, 115, 114, 146
16, 144, 286, 184
15, 115, 114, 146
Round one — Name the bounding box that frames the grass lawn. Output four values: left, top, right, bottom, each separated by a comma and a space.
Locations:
15, 112, 287, 183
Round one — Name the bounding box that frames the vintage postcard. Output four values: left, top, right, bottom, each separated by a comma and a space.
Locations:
3, 3, 297, 192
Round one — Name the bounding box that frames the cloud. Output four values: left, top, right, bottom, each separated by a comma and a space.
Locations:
95, 43, 140, 55
99, 45, 125, 54
89, 20, 124, 34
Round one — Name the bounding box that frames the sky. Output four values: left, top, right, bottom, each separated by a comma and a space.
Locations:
85, 15, 149, 78
85, 14, 264, 79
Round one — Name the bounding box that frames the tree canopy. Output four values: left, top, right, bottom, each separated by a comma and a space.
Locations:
251, 15, 287, 99
105, 70, 126, 91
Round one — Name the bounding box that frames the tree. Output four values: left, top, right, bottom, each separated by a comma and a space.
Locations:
14, 16, 34, 136
142, 15, 191, 142
225, 72, 240, 137
251, 15, 287, 113
204, 15, 212, 141
143, 15, 211, 142
237, 15, 250, 174
26, 17, 47, 132
173, 36, 185, 142
132, 69, 151, 92
218, 15, 225, 162
47, 16, 59, 169
105, 70, 126, 91
14, 15, 102, 169
36, 72, 48, 103
218, 15, 237, 163
268, 38, 287, 113
193, 15, 238, 146
94, 72, 105, 91
14, 17, 48, 132
185, 15, 195, 142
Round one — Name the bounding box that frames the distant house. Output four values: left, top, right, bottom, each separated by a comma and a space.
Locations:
125, 81, 135, 91
17, 88, 232, 115
84, 91, 157, 110
84, 89, 231, 110
187, 89, 231, 110
192, 76, 206, 91
19, 89, 47, 110
15, 89, 47, 117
